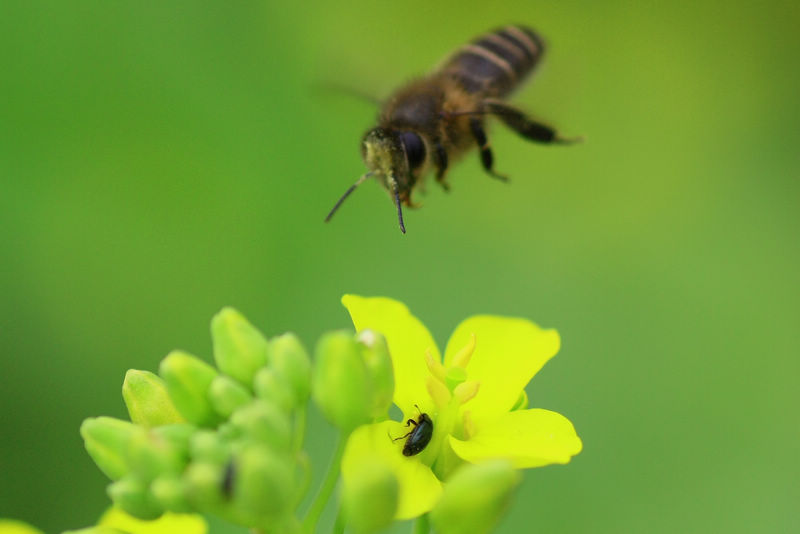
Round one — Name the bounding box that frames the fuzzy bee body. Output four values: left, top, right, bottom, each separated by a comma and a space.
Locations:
326, 25, 575, 233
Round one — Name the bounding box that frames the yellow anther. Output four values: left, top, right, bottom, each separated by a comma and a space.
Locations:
425, 348, 447, 383
453, 380, 480, 405
451, 333, 476, 369
427, 376, 451, 409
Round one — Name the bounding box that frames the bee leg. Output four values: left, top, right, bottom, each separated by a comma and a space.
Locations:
433, 143, 451, 192
486, 100, 582, 144
469, 118, 509, 182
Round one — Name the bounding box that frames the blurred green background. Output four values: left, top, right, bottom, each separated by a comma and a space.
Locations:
2, 0, 798, 532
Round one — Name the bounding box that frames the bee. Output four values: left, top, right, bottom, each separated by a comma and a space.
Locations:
325, 25, 579, 233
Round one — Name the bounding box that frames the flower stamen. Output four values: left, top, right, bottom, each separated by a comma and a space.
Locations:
451, 333, 476, 369
453, 380, 480, 405
426, 376, 451, 409
425, 348, 447, 383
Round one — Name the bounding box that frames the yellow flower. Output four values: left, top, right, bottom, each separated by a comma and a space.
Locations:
0, 519, 45, 534
98, 506, 207, 534
340, 295, 582, 519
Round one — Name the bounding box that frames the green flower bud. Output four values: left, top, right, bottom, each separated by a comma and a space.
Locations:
159, 351, 221, 427
151, 423, 195, 455
430, 460, 521, 534
230, 444, 294, 526
229, 400, 291, 452
211, 307, 269, 387
125, 428, 188, 480
342, 457, 398, 534
107, 477, 163, 520
253, 367, 295, 412
312, 331, 372, 433
269, 332, 311, 405
357, 330, 394, 420
189, 429, 231, 464
122, 370, 185, 427
208, 375, 252, 418
150, 473, 191, 513
183, 461, 225, 510
215, 422, 241, 444
80, 417, 144, 480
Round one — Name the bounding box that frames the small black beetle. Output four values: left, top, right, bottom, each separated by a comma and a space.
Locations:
392, 406, 434, 457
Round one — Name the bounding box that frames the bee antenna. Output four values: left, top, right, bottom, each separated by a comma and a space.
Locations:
325, 172, 373, 223
389, 177, 406, 234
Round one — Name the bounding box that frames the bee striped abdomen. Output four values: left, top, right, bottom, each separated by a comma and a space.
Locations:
440, 25, 545, 97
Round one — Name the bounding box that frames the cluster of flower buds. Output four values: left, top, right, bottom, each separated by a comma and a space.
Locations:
80, 308, 398, 533
81, 308, 313, 531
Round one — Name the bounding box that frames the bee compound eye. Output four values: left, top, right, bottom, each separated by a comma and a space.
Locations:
399, 131, 426, 169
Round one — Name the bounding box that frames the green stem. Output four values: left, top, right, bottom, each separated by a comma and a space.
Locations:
294, 451, 313, 511
412, 513, 430, 534
332, 506, 346, 534
293, 406, 307, 453
303, 433, 347, 534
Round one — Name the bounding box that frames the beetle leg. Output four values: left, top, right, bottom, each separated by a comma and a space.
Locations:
392, 430, 414, 441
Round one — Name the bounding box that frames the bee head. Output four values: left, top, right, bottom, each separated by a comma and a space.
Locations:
325, 127, 426, 234
361, 127, 426, 197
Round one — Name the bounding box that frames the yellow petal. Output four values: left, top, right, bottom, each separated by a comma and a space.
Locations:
443, 316, 559, 420
342, 422, 443, 520
0, 520, 45, 534
98, 507, 207, 534
449, 409, 582, 468
342, 295, 439, 413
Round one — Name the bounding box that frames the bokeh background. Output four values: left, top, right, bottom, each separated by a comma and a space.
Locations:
2, 1, 799, 532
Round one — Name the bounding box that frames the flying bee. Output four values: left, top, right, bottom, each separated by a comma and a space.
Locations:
325, 25, 579, 233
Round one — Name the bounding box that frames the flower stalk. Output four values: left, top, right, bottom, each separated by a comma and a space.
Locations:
301, 434, 346, 534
